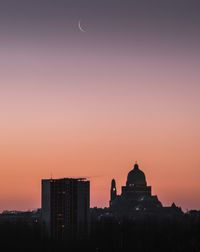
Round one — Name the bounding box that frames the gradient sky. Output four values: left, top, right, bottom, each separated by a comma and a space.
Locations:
0, 0, 200, 211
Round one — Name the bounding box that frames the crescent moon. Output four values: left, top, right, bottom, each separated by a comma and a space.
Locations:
78, 20, 86, 33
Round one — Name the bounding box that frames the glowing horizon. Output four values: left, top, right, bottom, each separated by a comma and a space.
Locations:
0, 0, 200, 212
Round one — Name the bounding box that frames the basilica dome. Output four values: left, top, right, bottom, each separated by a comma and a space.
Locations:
126, 163, 147, 186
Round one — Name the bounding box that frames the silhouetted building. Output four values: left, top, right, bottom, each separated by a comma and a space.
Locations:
110, 179, 117, 206
0, 209, 41, 224
109, 163, 182, 217
41, 178, 90, 240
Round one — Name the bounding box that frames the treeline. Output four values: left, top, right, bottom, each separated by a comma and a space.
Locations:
0, 214, 200, 251
90, 215, 200, 252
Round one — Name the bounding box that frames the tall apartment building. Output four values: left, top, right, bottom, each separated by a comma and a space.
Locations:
41, 178, 90, 240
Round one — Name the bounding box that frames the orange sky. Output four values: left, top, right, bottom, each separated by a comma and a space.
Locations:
0, 1, 200, 212
0, 51, 200, 211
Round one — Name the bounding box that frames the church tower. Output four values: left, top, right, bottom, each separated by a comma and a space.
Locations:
110, 179, 117, 206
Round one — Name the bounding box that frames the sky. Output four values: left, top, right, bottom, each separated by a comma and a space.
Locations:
0, 0, 200, 211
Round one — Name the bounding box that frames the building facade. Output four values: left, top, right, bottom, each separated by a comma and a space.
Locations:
41, 178, 90, 240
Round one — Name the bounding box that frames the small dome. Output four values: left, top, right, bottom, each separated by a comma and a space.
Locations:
126, 163, 147, 186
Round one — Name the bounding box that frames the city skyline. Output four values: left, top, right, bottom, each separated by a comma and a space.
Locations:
0, 0, 200, 212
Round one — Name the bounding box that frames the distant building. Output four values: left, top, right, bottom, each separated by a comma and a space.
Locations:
0, 209, 40, 224
109, 163, 182, 217
41, 178, 90, 240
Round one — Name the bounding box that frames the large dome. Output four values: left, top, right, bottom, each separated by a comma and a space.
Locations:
126, 163, 147, 186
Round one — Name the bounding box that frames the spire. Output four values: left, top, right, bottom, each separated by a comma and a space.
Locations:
111, 179, 116, 188
110, 179, 117, 206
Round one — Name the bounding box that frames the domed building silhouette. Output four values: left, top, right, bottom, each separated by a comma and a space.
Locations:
109, 162, 180, 216
126, 163, 147, 187
91, 162, 183, 221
